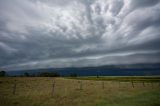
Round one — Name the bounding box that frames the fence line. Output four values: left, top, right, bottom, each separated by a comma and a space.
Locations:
8, 79, 160, 97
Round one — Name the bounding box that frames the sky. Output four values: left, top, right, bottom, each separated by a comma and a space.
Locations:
0, 0, 160, 70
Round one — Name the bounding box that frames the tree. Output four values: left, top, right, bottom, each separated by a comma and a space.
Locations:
70, 73, 77, 77
24, 72, 30, 77
38, 72, 60, 77
0, 71, 6, 77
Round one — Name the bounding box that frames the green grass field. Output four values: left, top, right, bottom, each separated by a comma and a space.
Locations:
0, 77, 160, 106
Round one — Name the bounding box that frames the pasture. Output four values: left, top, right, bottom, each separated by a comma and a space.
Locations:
0, 77, 160, 106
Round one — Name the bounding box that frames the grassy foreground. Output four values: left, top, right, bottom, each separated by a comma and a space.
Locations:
0, 77, 160, 106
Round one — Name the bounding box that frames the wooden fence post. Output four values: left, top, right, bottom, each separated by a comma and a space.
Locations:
131, 81, 134, 88
151, 82, 153, 88
80, 81, 82, 90
52, 80, 55, 97
13, 80, 17, 95
118, 81, 120, 88
102, 81, 104, 89
142, 82, 145, 87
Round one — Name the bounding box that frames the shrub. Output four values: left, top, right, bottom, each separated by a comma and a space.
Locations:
0, 71, 6, 77
38, 72, 60, 77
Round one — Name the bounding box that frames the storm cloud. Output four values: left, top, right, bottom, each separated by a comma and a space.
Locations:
0, 0, 160, 70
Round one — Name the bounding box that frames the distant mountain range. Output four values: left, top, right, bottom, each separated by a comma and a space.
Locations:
6, 63, 160, 76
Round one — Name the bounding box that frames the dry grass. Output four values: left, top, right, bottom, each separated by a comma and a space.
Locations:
0, 77, 160, 106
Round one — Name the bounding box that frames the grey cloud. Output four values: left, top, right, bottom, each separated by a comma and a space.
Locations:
0, 0, 160, 70
109, 0, 124, 16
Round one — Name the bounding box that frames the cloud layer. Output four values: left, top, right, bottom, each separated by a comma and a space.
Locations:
0, 0, 160, 70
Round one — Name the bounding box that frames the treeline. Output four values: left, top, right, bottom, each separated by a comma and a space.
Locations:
17, 72, 60, 77
36, 72, 60, 77
23, 72, 77, 77
0, 70, 77, 77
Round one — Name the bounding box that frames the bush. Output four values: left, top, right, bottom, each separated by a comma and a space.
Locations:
24, 72, 30, 77
38, 72, 60, 77
0, 71, 6, 77
69, 73, 77, 77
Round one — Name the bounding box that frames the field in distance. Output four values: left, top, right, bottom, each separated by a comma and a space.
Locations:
0, 76, 160, 106
68, 76, 160, 82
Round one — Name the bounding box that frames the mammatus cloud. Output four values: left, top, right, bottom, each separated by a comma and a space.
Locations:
0, 0, 160, 70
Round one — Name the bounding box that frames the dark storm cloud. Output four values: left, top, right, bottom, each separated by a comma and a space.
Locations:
131, 0, 159, 8
0, 0, 160, 70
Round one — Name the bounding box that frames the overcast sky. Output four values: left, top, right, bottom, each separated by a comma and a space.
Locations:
0, 0, 160, 70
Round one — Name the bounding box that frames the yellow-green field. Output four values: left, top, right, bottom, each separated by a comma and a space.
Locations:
0, 77, 160, 106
